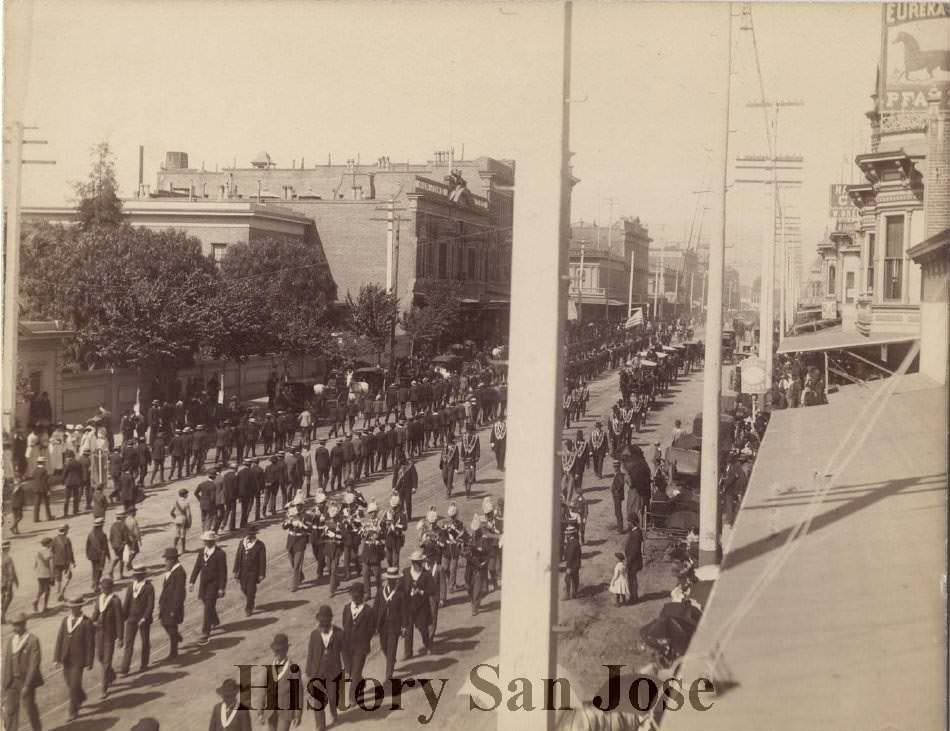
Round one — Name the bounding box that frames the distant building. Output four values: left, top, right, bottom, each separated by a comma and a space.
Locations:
647, 243, 701, 321
152, 150, 514, 343
568, 218, 651, 323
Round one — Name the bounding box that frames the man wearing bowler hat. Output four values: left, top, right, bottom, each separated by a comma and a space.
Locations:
306, 605, 343, 731
190, 531, 227, 646
208, 677, 252, 731
374, 566, 407, 682
233, 524, 266, 616
3, 610, 43, 731
119, 565, 154, 675
53, 596, 95, 722
341, 583, 376, 706
158, 547, 186, 659
257, 633, 302, 731
90, 575, 123, 698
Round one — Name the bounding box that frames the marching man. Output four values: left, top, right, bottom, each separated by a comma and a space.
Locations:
460, 422, 481, 497
233, 524, 266, 616
119, 566, 154, 675
489, 416, 506, 470
190, 531, 227, 646
159, 547, 186, 660
589, 420, 608, 478
439, 434, 460, 498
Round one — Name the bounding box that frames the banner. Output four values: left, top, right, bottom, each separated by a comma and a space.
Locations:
829, 184, 859, 220
880, 3, 950, 116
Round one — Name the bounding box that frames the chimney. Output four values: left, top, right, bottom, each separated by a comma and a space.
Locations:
368, 173, 376, 199
138, 145, 144, 186
925, 87, 950, 238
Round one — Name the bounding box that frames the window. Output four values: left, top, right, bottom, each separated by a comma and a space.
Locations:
828, 265, 836, 295
845, 271, 855, 303
438, 242, 447, 278
884, 217, 903, 301
866, 233, 875, 292
211, 243, 227, 263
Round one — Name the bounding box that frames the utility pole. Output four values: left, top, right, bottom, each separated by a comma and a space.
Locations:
698, 3, 734, 570
653, 247, 664, 321
372, 197, 405, 376
689, 271, 695, 322
604, 196, 619, 249
498, 4, 571, 729
2, 123, 55, 433
627, 250, 636, 320
577, 241, 585, 324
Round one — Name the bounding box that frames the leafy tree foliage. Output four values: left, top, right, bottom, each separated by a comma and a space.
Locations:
214, 236, 337, 359
399, 280, 463, 356
73, 141, 124, 230
345, 283, 398, 366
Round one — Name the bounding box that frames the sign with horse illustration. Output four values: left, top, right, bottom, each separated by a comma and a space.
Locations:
880, 3, 950, 113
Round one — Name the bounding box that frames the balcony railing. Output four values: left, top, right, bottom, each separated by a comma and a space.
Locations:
415, 177, 489, 210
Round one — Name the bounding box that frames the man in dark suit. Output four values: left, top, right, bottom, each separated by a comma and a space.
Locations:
208, 677, 252, 731
392, 453, 418, 520
119, 565, 154, 674
237, 460, 255, 529
623, 516, 644, 605
306, 605, 344, 731
402, 549, 435, 659
233, 525, 266, 616
250, 458, 266, 522
374, 567, 407, 682
53, 596, 95, 722
158, 546, 186, 660
313, 439, 330, 494
190, 531, 227, 645
329, 440, 345, 492
341, 583, 376, 705
257, 633, 302, 731
3, 611, 43, 731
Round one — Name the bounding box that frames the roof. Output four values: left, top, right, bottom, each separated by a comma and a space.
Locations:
906, 226, 950, 263
776, 325, 917, 354
666, 373, 947, 731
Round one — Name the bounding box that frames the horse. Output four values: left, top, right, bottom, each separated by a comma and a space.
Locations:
892, 31, 950, 80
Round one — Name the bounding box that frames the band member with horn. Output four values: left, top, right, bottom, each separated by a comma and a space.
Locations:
322, 501, 345, 595
482, 497, 503, 591
443, 503, 467, 593
359, 502, 384, 600
489, 416, 507, 471
381, 494, 408, 568
465, 514, 490, 616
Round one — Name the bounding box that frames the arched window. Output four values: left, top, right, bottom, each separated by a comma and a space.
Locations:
828, 265, 836, 295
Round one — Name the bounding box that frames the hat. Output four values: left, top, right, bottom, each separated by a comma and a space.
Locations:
446, 502, 458, 517
349, 583, 365, 597
316, 605, 333, 621
426, 508, 438, 524
595, 420, 602, 426
246, 525, 258, 535
9, 610, 29, 625
343, 492, 355, 505
36, 457, 46, 464
318, 438, 327, 444
482, 497, 494, 513
133, 566, 147, 577
58, 524, 69, 533
99, 576, 114, 587
163, 547, 179, 560
470, 514, 481, 532
93, 517, 105, 526
409, 549, 424, 563
130, 719, 161, 731
367, 502, 378, 513
200, 530, 217, 542
217, 678, 240, 697
270, 633, 289, 650
614, 552, 626, 561
385, 566, 400, 579
315, 492, 327, 505
1, 540, 9, 549
41, 536, 53, 546
389, 494, 400, 508
66, 596, 84, 608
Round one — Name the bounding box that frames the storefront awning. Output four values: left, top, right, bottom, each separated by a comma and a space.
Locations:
777, 326, 917, 355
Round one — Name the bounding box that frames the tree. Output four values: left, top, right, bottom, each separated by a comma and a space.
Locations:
399, 280, 463, 356
215, 236, 337, 360
73, 141, 123, 230
345, 283, 398, 366
20, 223, 219, 371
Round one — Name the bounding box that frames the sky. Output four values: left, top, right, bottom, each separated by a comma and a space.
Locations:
4, 0, 882, 285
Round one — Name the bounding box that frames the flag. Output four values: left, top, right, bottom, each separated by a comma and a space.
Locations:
218, 370, 225, 405
624, 309, 644, 330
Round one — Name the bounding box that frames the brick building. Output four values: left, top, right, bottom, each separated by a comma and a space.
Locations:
568, 218, 651, 323
152, 150, 515, 344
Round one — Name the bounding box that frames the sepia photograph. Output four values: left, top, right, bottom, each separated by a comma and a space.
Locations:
1, 1, 947, 730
